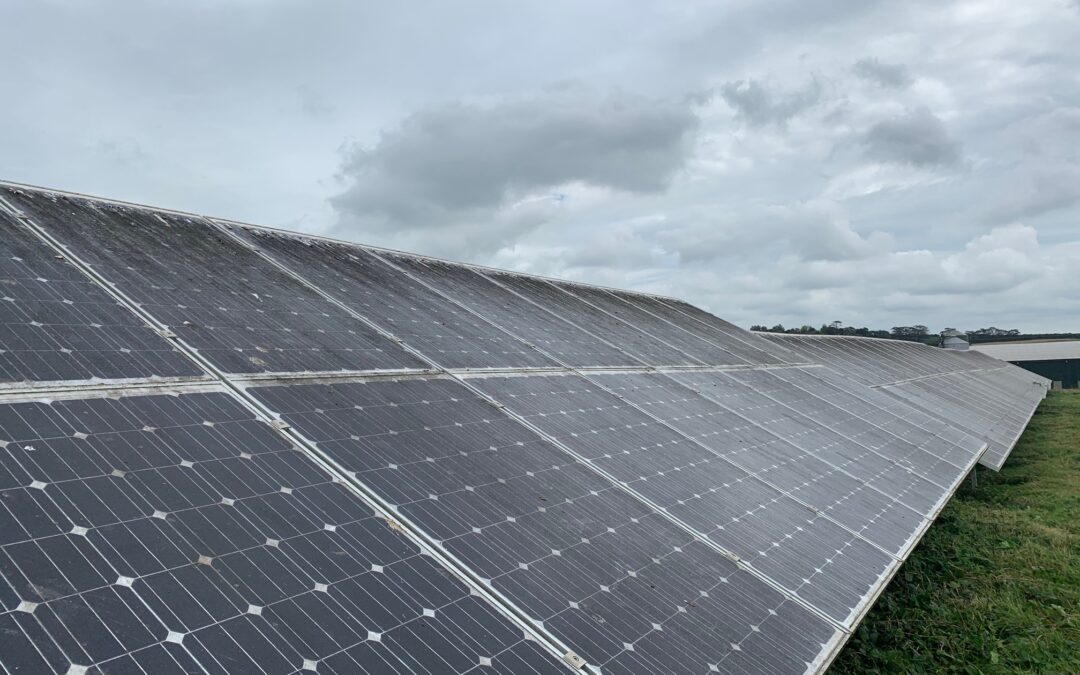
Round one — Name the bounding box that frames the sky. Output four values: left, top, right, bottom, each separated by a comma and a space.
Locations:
2, 0, 1078, 332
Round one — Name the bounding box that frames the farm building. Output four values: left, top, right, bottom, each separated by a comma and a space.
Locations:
971, 340, 1080, 389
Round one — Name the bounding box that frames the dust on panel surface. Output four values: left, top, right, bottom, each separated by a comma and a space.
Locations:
479, 270, 700, 367
0, 209, 200, 385
231, 227, 558, 370
2, 187, 425, 375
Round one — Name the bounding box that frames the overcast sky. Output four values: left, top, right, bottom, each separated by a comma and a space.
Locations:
2, 1, 1078, 332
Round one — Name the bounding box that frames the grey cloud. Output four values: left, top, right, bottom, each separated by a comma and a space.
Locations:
330, 87, 700, 255
719, 78, 823, 127
986, 163, 1080, 223
852, 58, 912, 88
862, 108, 961, 166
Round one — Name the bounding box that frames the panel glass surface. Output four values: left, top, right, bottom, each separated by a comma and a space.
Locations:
0, 209, 200, 385
609, 292, 786, 366
725, 369, 971, 492
759, 334, 1047, 469
0, 390, 563, 674
480, 272, 697, 367
233, 228, 557, 370
470, 373, 893, 626
2, 187, 424, 375
662, 370, 949, 553
381, 254, 686, 368
250, 377, 840, 673
583, 371, 933, 556
656, 298, 808, 364
551, 284, 747, 366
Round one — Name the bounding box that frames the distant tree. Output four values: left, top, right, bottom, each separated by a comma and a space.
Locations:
750, 325, 768, 332
770, 324, 786, 333
890, 325, 929, 342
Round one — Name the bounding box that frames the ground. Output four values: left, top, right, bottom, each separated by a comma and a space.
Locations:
830, 391, 1080, 674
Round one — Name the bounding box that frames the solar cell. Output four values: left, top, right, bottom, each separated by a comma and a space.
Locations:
249, 376, 841, 673
0, 208, 201, 386
228, 227, 559, 370
0, 388, 565, 674
1, 187, 425, 376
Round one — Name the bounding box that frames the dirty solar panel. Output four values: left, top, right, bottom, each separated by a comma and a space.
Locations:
883, 371, 1045, 470
473, 372, 894, 627
381, 255, 674, 369
665, 369, 958, 533
1, 187, 424, 375
757, 334, 1047, 470
763, 367, 986, 473
231, 227, 558, 370
723, 368, 973, 497
658, 298, 807, 365
608, 291, 788, 366
0, 209, 200, 386
479, 271, 697, 367
0, 390, 564, 675
250, 377, 840, 674
551, 284, 749, 366
577, 371, 929, 558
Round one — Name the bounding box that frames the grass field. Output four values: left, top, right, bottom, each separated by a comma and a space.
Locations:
830, 391, 1080, 674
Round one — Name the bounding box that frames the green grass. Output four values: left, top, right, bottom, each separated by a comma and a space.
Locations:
829, 391, 1080, 674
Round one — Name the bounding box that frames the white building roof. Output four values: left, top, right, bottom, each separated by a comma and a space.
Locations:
971, 340, 1080, 362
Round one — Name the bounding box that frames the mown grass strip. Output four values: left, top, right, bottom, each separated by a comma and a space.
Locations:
830, 391, 1079, 674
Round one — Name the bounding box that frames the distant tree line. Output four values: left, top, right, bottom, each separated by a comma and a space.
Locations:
746, 321, 1069, 345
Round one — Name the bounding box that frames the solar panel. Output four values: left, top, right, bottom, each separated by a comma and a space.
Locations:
759, 334, 1048, 469
227, 227, 559, 371
0, 208, 202, 387
248, 376, 841, 673
382, 255, 700, 367
0, 388, 566, 674
0, 181, 1050, 675
1, 187, 425, 376
653, 297, 806, 365
549, 284, 748, 366
604, 291, 789, 366
467, 372, 894, 626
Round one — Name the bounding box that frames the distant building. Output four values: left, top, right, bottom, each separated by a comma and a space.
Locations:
939, 329, 969, 351
971, 340, 1080, 389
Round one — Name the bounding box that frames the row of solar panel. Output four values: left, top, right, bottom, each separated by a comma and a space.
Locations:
0, 183, 1031, 675
760, 335, 1049, 469
1, 359, 993, 675
0, 186, 794, 391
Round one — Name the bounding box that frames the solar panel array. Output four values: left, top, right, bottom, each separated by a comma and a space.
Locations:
758, 334, 1049, 470
0, 181, 1047, 675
